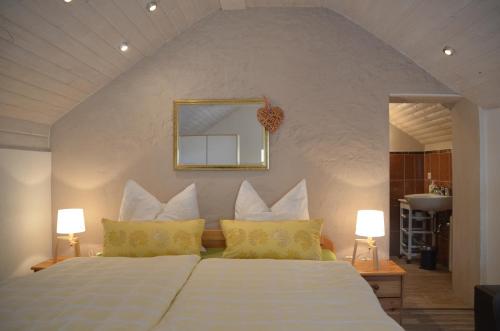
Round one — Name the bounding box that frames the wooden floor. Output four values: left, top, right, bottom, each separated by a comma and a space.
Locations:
402, 309, 474, 331
391, 258, 474, 331
394, 257, 470, 309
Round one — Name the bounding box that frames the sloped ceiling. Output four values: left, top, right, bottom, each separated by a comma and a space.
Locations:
0, 0, 219, 124
389, 103, 452, 146
1, 0, 499, 125
243, 0, 500, 109
320, 0, 500, 110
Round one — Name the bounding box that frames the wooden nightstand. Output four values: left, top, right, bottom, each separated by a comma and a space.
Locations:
353, 259, 406, 323
30, 256, 72, 272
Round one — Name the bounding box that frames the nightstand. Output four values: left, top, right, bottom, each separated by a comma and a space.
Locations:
30, 256, 72, 272
353, 259, 406, 323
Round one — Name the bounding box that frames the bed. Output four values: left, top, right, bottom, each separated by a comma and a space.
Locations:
155, 258, 402, 331
153, 229, 402, 331
0, 230, 402, 331
0, 255, 200, 331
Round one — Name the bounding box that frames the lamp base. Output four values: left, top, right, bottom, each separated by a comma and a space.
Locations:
53, 234, 81, 261
352, 238, 379, 270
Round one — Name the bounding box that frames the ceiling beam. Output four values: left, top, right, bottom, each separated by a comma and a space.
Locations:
405, 123, 452, 137
392, 110, 451, 129
390, 104, 445, 123
401, 116, 451, 132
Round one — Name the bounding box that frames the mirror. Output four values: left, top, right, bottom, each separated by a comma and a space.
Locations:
174, 99, 269, 170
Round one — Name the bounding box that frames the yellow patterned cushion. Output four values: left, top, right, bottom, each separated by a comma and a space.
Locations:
220, 219, 323, 260
102, 219, 205, 257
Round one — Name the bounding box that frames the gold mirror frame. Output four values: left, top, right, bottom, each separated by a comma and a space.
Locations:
173, 99, 269, 170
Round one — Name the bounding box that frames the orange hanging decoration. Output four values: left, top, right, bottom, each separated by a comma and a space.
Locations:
257, 96, 284, 133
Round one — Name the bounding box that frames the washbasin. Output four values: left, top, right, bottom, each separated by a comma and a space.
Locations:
404, 193, 452, 212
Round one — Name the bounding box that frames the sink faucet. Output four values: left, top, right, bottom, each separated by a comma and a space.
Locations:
431, 185, 451, 196
431, 185, 442, 195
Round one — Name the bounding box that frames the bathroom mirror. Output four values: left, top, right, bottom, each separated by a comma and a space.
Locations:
174, 99, 269, 170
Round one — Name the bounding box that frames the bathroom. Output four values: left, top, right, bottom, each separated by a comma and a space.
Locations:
389, 102, 453, 269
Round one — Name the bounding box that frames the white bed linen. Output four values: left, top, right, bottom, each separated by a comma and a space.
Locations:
0, 255, 200, 331
154, 259, 404, 331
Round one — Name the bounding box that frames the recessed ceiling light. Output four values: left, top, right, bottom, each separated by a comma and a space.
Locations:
120, 42, 129, 52
442, 46, 455, 56
147, 1, 157, 12
64, 0, 72, 3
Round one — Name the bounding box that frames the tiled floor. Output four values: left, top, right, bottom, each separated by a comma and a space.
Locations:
392, 257, 474, 331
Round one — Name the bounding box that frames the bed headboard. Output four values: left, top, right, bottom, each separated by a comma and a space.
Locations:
202, 229, 335, 253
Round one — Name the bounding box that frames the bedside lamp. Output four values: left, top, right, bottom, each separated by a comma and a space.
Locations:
351, 210, 385, 270
55, 209, 85, 259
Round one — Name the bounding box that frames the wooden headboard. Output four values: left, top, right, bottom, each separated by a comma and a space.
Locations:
202, 229, 335, 253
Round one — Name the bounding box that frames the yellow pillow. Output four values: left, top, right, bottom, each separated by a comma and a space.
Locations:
220, 219, 323, 260
102, 219, 205, 257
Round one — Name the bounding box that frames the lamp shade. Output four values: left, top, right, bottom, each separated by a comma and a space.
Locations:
57, 209, 85, 234
355, 210, 385, 238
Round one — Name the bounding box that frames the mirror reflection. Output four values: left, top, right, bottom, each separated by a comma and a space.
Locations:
174, 99, 269, 170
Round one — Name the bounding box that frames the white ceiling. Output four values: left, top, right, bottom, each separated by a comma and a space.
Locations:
0, 0, 219, 124
320, 0, 500, 110
389, 103, 452, 146
1, 0, 499, 125
243, 0, 500, 109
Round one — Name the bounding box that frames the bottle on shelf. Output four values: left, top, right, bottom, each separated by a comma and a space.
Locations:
429, 180, 436, 194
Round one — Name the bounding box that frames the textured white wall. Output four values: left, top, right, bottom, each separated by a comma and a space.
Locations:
51, 8, 451, 260
389, 124, 424, 152
451, 99, 481, 306
0, 149, 52, 280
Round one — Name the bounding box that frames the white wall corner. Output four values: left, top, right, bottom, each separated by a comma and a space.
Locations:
479, 107, 500, 284
220, 0, 246, 10
479, 108, 488, 284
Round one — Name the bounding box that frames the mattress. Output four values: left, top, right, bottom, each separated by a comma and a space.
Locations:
155, 258, 403, 331
0, 255, 200, 331
201, 247, 336, 260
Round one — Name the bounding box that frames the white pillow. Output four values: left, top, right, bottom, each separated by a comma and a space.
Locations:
118, 180, 200, 221
156, 184, 200, 220
235, 179, 310, 220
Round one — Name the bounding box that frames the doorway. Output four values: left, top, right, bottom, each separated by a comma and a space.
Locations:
388, 100, 469, 309
386, 95, 478, 331
388, 102, 453, 268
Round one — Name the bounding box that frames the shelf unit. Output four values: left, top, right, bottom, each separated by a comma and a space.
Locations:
399, 199, 435, 263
